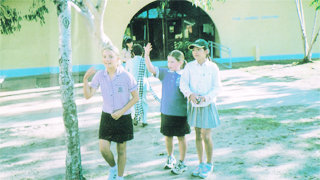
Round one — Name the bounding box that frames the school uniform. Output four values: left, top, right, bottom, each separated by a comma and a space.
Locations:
90, 66, 137, 143
155, 67, 190, 136
179, 59, 222, 129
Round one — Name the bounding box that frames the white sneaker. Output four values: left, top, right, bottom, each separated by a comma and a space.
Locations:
171, 160, 187, 175
164, 155, 176, 169
108, 166, 118, 180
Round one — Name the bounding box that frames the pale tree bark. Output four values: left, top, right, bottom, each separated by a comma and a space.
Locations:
57, 0, 84, 179
71, 0, 113, 50
295, 0, 320, 63
55, 0, 111, 178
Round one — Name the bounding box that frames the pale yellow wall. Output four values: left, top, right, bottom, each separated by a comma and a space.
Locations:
211, 0, 320, 58
0, 1, 59, 69
1, 0, 320, 72
71, 0, 154, 66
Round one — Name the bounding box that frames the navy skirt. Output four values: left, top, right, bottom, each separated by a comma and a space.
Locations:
160, 113, 190, 137
99, 111, 133, 143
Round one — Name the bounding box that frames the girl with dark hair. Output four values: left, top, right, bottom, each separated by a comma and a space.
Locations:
121, 36, 133, 64
180, 39, 222, 179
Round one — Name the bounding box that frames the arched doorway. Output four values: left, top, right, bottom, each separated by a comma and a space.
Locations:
123, 0, 218, 61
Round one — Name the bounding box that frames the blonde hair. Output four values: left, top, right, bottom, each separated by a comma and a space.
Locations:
101, 41, 120, 55
168, 50, 187, 69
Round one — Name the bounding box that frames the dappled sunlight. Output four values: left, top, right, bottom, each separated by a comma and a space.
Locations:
1, 63, 319, 179
246, 144, 283, 159
299, 129, 320, 139
9, 118, 65, 139
0, 139, 26, 149
134, 159, 162, 169
247, 162, 299, 180
213, 147, 233, 156
0, 98, 62, 116
280, 117, 319, 124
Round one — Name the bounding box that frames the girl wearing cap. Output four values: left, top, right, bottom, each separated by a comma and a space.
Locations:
179, 39, 222, 179
144, 43, 190, 175
83, 45, 139, 180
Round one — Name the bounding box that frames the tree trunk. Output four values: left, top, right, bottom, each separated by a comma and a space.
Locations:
57, 1, 83, 179
295, 0, 310, 62
303, 54, 312, 63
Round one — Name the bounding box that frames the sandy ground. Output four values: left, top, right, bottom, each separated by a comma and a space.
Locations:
0, 61, 319, 180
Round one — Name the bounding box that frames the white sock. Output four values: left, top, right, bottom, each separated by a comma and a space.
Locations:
110, 164, 117, 171
117, 176, 124, 180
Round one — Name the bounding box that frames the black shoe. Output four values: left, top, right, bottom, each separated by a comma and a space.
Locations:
133, 119, 139, 126
142, 123, 148, 127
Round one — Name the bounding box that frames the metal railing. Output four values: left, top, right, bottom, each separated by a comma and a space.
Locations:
208, 41, 232, 68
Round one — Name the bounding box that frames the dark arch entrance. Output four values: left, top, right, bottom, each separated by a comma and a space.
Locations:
123, 0, 217, 61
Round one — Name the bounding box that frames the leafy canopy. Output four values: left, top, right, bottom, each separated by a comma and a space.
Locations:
0, 0, 48, 34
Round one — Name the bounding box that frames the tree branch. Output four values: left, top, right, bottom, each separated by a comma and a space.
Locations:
295, 0, 309, 55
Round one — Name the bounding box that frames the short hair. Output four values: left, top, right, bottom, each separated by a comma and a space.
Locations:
132, 44, 143, 56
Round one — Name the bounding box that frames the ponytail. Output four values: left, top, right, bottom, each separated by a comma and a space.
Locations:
181, 60, 187, 69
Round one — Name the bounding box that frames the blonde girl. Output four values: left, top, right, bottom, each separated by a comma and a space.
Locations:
83, 45, 139, 180
144, 43, 190, 175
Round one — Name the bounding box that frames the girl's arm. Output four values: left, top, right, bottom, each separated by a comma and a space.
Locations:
144, 43, 157, 75
179, 64, 199, 104
83, 67, 97, 99
111, 90, 139, 120
204, 64, 222, 101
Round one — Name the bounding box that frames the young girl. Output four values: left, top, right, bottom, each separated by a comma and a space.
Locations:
83, 45, 139, 180
179, 39, 222, 179
121, 36, 133, 64
144, 43, 190, 175
126, 44, 149, 127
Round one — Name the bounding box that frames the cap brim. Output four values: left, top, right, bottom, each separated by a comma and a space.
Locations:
188, 44, 204, 50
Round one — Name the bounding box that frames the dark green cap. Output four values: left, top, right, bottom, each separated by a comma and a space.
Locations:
188, 39, 209, 50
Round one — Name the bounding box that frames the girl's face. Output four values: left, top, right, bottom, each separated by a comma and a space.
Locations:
102, 50, 119, 69
126, 42, 133, 50
167, 56, 182, 71
192, 47, 208, 61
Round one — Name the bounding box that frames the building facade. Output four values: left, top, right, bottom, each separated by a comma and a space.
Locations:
1, 0, 319, 78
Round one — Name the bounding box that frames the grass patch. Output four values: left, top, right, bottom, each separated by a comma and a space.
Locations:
305, 138, 320, 151
242, 117, 281, 130
219, 108, 250, 115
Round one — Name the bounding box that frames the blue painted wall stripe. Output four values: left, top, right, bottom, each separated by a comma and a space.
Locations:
1, 53, 319, 78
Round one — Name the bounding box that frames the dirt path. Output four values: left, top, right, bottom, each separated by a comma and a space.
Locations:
0, 62, 319, 180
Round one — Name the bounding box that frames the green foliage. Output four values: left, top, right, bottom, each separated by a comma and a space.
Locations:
311, 0, 320, 10
174, 40, 193, 62
0, 0, 49, 35
191, 0, 225, 11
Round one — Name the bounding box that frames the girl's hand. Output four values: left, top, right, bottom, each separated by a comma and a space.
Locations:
198, 96, 206, 104
189, 93, 199, 104
84, 67, 96, 81
111, 110, 124, 120
144, 43, 152, 56
190, 94, 206, 104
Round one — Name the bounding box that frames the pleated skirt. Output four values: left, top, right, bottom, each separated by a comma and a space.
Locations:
187, 102, 220, 129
